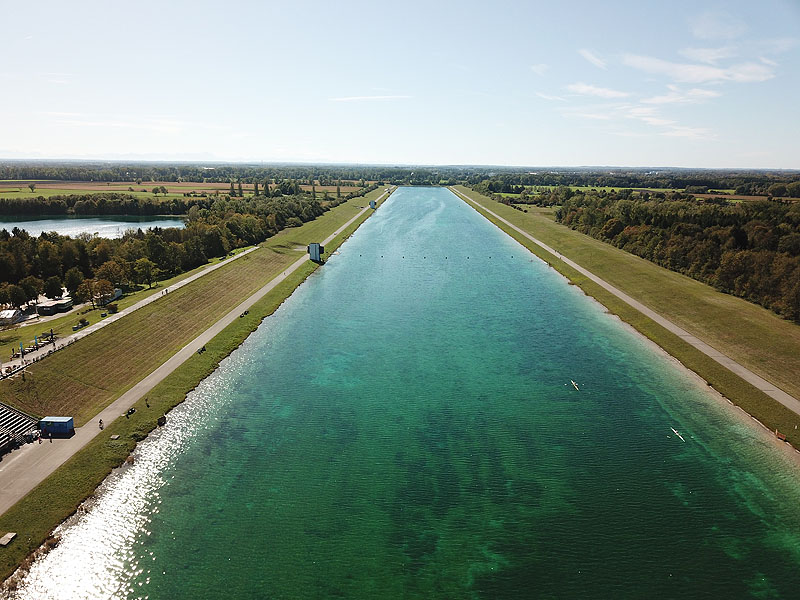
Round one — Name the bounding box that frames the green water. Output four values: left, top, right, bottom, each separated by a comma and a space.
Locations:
17, 187, 800, 598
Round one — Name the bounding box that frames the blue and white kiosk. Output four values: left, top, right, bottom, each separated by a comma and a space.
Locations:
308, 243, 324, 263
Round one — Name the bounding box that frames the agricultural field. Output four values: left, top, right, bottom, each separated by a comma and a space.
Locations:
0, 180, 366, 200
0, 188, 385, 424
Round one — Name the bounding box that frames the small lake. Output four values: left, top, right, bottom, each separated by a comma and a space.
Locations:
0, 215, 185, 238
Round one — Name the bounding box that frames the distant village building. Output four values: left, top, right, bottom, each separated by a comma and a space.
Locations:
37, 297, 74, 316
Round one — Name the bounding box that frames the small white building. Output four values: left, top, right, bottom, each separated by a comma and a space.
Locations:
0, 309, 23, 326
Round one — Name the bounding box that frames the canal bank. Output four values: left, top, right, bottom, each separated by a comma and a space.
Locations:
451, 185, 800, 448
7, 187, 800, 599
0, 188, 393, 585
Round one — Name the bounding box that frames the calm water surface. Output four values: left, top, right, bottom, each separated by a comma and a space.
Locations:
0, 215, 185, 238
12, 187, 800, 599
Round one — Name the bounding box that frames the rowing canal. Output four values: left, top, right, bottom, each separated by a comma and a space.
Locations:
11, 187, 800, 598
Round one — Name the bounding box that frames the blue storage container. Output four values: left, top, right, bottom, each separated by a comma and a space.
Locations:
39, 416, 74, 435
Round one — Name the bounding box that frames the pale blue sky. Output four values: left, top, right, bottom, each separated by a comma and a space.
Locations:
2, 0, 798, 168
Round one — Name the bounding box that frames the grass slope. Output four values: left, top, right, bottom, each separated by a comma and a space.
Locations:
453, 185, 800, 446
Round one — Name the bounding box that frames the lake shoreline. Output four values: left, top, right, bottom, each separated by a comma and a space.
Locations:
0, 215, 186, 239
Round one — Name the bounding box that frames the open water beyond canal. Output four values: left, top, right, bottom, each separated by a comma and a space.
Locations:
0, 215, 185, 239
12, 187, 800, 599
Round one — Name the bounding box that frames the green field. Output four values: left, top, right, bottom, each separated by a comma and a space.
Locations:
453, 185, 800, 444
0, 188, 386, 424
0, 190, 390, 584
0, 187, 190, 201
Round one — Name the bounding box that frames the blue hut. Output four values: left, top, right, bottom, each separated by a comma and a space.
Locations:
369, 200, 376, 209
308, 243, 324, 262
39, 416, 74, 436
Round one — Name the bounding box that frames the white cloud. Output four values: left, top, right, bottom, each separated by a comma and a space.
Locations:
578, 49, 606, 69
53, 118, 183, 134
535, 92, 566, 101
679, 46, 737, 64
572, 112, 612, 120
530, 63, 549, 76
626, 106, 676, 127
661, 125, 714, 139
642, 85, 721, 104
754, 37, 799, 55
329, 95, 412, 102
689, 11, 747, 40
623, 54, 774, 83
567, 82, 629, 98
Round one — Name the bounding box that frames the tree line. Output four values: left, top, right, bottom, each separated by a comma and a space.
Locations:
0, 193, 333, 310
553, 192, 800, 321
0, 193, 205, 216
468, 172, 800, 197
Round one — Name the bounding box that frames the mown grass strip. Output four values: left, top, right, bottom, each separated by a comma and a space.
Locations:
452, 186, 800, 447
0, 248, 253, 361
0, 189, 389, 584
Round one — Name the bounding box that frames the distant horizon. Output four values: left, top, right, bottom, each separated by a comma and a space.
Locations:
1, 156, 799, 173
3, 0, 798, 170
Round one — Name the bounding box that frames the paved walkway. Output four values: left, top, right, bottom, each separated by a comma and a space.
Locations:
451, 186, 800, 417
0, 190, 389, 517
2, 247, 258, 372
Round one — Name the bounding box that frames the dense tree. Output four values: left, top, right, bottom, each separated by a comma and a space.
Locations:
94, 279, 115, 304
64, 266, 84, 296
134, 257, 157, 288
44, 276, 63, 299
75, 279, 94, 307
8, 284, 27, 308
95, 260, 127, 288
553, 191, 800, 321
19, 275, 43, 304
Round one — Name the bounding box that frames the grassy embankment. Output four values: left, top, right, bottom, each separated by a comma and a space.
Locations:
452, 185, 800, 446
0, 247, 252, 361
0, 187, 390, 584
